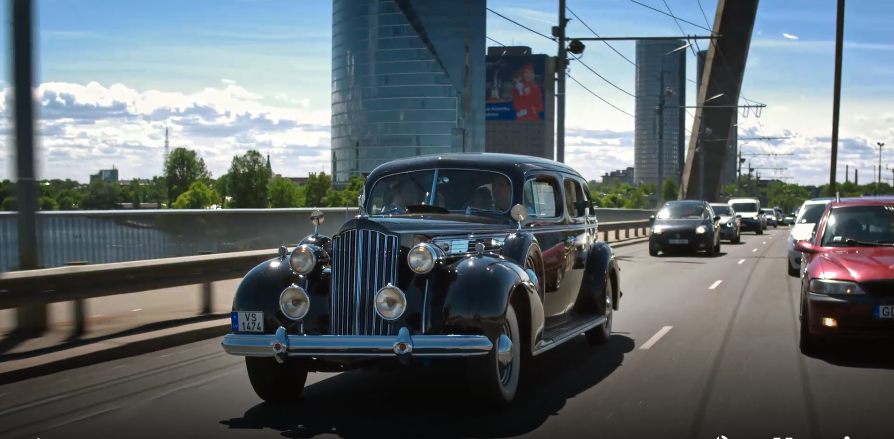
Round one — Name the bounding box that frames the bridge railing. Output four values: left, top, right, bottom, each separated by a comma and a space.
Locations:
0, 207, 655, 273
0, 216, 653, 334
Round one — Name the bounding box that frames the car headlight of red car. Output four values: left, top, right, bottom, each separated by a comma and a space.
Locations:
808, 279, 866, 295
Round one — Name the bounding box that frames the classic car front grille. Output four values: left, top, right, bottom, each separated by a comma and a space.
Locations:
330, 229, 400, 336
860, 279, 894, 297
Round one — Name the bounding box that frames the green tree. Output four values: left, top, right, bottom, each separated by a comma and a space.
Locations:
304, 172, 331, 207
164, 147, 211, 204
662, 178, 679, 202
2, 196, 16, 211
268, 176, 302, 208
214, 173, 230, 207
149, 176, 167, 208
129, 178, 143, 208
81, 181, 121, 210
171, 181, 220, 209
327, 175, 365, 207
227, 150, 271, 208
57, 196, 75, 210
39, 196, 58, 211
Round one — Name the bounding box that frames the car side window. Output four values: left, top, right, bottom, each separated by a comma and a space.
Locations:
523, 176, 562, 218
563, 178, 586, 218
581, 181, 594, 216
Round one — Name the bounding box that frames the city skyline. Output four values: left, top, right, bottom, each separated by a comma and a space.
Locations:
0, 0, 892, 185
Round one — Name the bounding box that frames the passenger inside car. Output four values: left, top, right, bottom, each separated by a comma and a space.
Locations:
822, 205, 894, 245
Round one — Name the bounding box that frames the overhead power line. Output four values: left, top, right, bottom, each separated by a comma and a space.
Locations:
486, 9, 635, 118
626, 0, 715, 33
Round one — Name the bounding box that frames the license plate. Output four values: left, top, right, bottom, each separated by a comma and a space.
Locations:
668, 239, 688, 244
874, 306, 894, 319
232, 311, 265, 332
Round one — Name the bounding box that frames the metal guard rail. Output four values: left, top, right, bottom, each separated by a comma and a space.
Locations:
0, 219, 651, 310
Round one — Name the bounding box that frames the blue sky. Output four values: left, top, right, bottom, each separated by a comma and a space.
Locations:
0, 0, 892, 185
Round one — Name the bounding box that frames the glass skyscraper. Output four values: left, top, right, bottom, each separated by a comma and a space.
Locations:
330, 0, 486, 187
633, 40, 687, 189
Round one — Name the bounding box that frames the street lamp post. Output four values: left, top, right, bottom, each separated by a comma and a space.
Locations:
878, 142, 885, 195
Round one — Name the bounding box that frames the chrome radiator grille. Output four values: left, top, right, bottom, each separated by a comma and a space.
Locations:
329, 229, 400, 336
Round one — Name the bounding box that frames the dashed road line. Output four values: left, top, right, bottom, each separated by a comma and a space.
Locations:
738, 259, 745, 264
131, 308, 142, 312
112, 365, 128, 369
640, 326, 673, 350
709, 280, 722, 290
752, 248, 757, 252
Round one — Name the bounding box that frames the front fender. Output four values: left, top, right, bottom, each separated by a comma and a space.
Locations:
439, 254, 542, 344
575, 241, 620, 311
231, 256, 328, 335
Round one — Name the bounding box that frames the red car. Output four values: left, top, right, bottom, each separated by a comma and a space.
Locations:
794, 196, 894, 354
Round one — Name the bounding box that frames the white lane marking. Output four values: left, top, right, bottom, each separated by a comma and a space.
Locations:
709, 280, 722, 290
752, 248, 757, 252
640, 326, 673, 350
738, 259, 745, 264
763, 241, 766, 244
0, 393, 7, 397
112, 365, 127, 369
55, 379, 69, 383
607, 412, 613, 419
158, 353, 174, 358
131, 308, 142, 312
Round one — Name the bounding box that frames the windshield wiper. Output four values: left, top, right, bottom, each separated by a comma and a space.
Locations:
844, 239, 894, 247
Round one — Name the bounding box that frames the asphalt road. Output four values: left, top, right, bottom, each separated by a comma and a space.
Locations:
1, 227, 893, 439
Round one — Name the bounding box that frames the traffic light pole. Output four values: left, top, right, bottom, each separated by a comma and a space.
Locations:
556, 0, 567, 163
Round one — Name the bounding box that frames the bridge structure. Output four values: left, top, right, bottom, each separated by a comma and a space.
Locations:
680, 0, 761, 201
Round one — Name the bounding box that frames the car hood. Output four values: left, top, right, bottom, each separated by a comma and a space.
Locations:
818, 247, 894, 282
652, 219, 706, 230
718, 215, 735, 223
339, 214, 514, 237
789, 223, 815, 241
737, 211, 759, 217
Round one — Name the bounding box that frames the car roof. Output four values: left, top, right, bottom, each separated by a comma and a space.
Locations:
802, 198, 833, 206
828, 196, 894, 208
364, 152, 584, 185
728, 198, 758, 202
664, 200, 704, 205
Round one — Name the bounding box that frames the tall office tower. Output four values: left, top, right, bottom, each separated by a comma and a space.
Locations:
634, 40, 687, 188
330, 0, 486, 188
697, 50, 738, 190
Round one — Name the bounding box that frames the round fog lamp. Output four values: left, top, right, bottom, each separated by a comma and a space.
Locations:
280, 286, 310, 320
289, 245, 316, 275
374, 285, 407, 320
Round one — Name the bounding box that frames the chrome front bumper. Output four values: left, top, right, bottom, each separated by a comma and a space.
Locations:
221, 326, 494, 363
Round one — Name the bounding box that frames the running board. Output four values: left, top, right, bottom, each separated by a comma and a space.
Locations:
531, 314, 607, 356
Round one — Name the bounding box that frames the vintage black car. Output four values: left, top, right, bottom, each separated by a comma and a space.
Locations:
221, 153, 622, 407
648, 200, 722, 256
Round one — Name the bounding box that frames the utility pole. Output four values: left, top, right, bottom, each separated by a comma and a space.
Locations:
555, 0, 567, 163
829, 0, 846, 194
878, 142, 885, 195
697, 116, 706, 200
12, 0, 44, 334
735, 153, 793, 197
736, 151, 744, 196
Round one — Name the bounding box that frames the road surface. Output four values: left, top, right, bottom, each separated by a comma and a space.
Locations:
1, 227, 892, 439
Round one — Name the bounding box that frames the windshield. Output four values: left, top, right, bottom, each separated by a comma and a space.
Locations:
712, 205, 731, 215
367, 169, 512, 215
731, 202, 758, 213
820, 205, 894, 246
761, 209, 775, 215
656, 203, 706, 220
797, 203, 828, 224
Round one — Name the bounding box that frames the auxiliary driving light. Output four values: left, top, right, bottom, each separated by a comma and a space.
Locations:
822, 317, 838, 328
280, 285, 310, 320
289, 245, 317, 275
374, 284, 407, 320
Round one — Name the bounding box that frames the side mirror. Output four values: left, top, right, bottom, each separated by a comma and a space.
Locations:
510, 204, 527, 232
736, 214, 742, 218
794, 240, 822, 254
714, 215, 721, 222
310, 210, 324, 235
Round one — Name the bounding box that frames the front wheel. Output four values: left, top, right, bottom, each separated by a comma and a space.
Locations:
585, 277, 613, 345
245, 356, 309, 404
469, 303, 521, 408
731, 232, 741, 244
799, 303, 824, 356
756, 228, 763, 235
788, 261, 800, 277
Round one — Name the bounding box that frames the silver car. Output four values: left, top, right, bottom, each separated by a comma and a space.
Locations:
786, 199, 832, 277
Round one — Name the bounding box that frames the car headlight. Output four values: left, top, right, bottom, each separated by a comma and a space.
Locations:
408, 243, 443, 274
374, 284, 407, 320
279, 285, 310, 320
696, 225, 707, 234
652, 226, 664, 234
289, 245, 316, 275
752, 215, 759, 220
808, 279, 865, 295
725, 221, 733, 228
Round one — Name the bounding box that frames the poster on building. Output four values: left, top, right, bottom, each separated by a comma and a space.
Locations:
485, 55, 546, 121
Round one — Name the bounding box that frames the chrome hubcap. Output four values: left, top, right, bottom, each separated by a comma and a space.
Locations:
605, 291, 613, 333
497, 320, 513, 386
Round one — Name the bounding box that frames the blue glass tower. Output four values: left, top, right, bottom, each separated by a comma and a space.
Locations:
330, 0, 486, 187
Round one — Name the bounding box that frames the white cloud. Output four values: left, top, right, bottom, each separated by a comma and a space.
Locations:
782, 33, 799, 40
221, 79, 236, 84
0, 81, 330, 183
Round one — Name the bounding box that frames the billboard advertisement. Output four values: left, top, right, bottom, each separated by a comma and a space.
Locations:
485, 55, 547, 121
